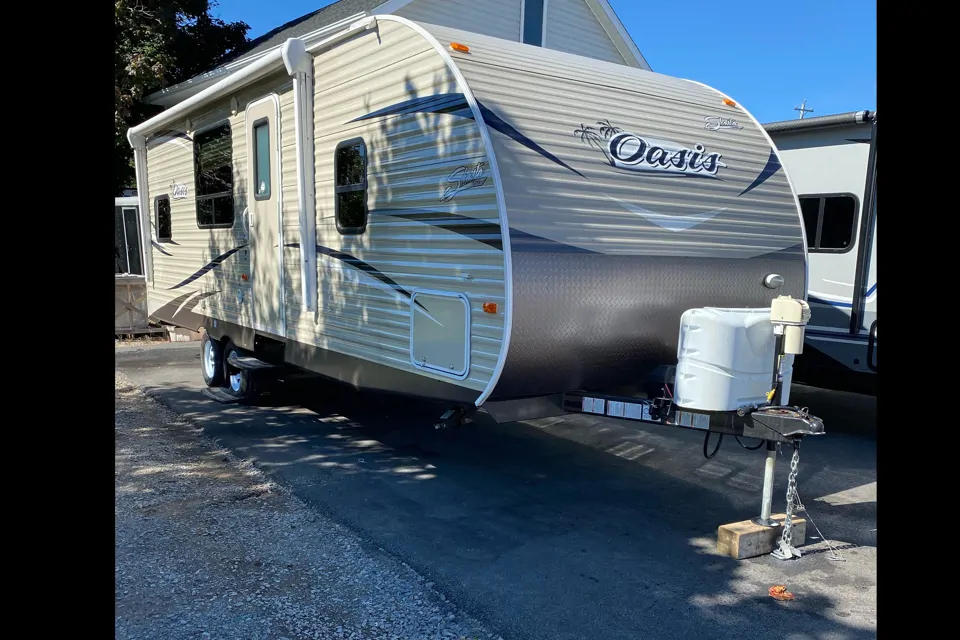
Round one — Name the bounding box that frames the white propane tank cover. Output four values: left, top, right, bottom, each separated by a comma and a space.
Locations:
675, 308, 777, 412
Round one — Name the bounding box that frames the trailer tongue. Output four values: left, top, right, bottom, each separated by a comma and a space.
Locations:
527, 295, 825, 560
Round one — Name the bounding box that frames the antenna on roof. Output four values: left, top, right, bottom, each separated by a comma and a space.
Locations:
794, 99, 814, 119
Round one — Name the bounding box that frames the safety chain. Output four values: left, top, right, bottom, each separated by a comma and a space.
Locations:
772, 439, 802, 560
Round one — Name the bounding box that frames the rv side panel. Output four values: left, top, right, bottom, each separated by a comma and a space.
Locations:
278, 19, 507, 396
145, 74, 295, 331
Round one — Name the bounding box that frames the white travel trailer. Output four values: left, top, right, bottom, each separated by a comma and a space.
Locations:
764, 111, 877, 393
127, 15, 814, 427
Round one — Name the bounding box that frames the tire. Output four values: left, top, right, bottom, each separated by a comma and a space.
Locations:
201, 332, 225, 387
223, 340, 257, 399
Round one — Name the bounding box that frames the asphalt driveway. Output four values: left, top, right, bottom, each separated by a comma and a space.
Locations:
116, 341, 877, 640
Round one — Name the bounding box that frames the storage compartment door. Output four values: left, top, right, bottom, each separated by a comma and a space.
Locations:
410, 292, 471, 379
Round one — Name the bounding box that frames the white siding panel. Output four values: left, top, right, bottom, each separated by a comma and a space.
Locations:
395, 0, 522, 42
544, 0, 626, 64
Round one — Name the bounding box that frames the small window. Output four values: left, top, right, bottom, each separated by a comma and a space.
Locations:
522, 0, 545, 46
194, 123, 235, 228
155, 195, 172, 242
253, 119, 271, 200
335, 139, 367, 234
799, 198, 820, 248
798, 194, 858, 253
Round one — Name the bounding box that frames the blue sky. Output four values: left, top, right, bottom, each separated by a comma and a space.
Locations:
212, 0, 875, 124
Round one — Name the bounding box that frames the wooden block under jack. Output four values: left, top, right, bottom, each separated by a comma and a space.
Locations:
716, 514, 807, 560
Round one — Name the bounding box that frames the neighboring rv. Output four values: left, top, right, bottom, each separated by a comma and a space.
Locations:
764, 111, 877, 393
115, 196, 144, 277
127, 16, 809, 416
115, 196, 151, 334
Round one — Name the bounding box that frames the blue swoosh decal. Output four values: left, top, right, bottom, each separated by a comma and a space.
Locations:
173, 290, 219, 318
809, 283, 877, 308
508, 228, 597, 253
611, 197, 726, 232
349, 94, 472, 122
167, 245, 247, 290
474, 101, 585, 178
739, 150, 782, 196
285, 242, 436, 321
375, 208, 597, 253
374, 209, 503, 250
350, 94, 584, 178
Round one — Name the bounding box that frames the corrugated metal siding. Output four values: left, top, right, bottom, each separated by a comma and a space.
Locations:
416, 22, 808, 399
544, 0, 625, 64
278, 19, 506, 393
145, 74, 293, 330
395, 0, 522, 42
425, 23, 803, 259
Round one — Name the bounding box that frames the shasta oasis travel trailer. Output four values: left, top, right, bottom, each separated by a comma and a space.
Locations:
128, 16, 811, 418
764, 111, 877, 393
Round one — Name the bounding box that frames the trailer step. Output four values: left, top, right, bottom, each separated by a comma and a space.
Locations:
226, 353, 282, 371
201, 387, 243, 404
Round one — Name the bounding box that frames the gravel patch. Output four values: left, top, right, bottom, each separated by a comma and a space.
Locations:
115, 370, 497, 640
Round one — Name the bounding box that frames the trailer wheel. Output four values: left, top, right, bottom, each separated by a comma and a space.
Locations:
223, 340, 257, 399
201, 332, 225, 387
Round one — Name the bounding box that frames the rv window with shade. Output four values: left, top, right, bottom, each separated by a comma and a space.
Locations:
798, 194, 858, 253
155, 195, 172, 242
194, 123, 235, 228
335, 139, 367, 234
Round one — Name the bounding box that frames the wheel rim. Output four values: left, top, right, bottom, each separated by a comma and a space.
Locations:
230, 369, 242, 392
203, 340, 217, 379
227, 349, 242, 392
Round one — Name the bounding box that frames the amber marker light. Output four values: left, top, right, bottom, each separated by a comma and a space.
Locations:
450, 42, 470, 53
482, 302, 498, 314
722, 98, 737, 107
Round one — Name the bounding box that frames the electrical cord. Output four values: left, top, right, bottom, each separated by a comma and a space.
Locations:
734, 435, 766, 450
703, 431, 723, 459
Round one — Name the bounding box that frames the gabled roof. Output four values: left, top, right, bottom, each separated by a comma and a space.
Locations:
144, 0, 650, 108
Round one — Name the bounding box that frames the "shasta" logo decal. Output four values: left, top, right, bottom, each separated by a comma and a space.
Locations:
440, 162, 488, 202
704, 116, 743, 131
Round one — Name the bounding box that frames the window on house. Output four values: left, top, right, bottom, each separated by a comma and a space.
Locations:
335, 139, 367, 234
155, 195, 172, 242
194, 123, 235, 228
253, 119, 271, 200
522, 0, 545, 46
798, 194, 858, 252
